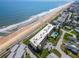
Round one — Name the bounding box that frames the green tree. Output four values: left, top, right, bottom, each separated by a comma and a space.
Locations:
77, 34, 79, 40
77, 52, 79, 57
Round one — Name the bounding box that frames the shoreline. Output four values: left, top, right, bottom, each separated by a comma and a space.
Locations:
0, 11, 51, 33
0, 1, 74, 33
0, 1, 67, 29
0, 1, 74, 55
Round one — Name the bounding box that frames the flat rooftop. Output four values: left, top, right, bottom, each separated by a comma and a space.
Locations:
30, 24, 55, 47
7, 44, 26, 58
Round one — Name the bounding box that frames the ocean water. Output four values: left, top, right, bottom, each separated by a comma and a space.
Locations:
0, 1, 68, 27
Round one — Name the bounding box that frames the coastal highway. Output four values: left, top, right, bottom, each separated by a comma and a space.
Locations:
0, 1, 74, 57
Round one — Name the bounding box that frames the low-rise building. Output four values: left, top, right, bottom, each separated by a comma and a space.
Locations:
7, 44, 26, 58
75, 27, 79, 33
14, 44, 26, 58
66, 45, 78, 54
68, 36, 77, 42
29, 24, 55, 50
57, 12, 69, 23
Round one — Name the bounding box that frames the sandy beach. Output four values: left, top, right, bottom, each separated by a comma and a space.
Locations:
0, 1, 74, 54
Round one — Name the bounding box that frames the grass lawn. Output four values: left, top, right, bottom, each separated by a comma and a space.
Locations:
35, 48, 49, 58
48, 30, 62, 46
63, 33, 73, 42
53, 15, 59, 20
70, 30, 78, 36
66, 50, 78, 58
50, 15, 59, 24
23, 31, 38, 45
51, 48, 61, 58
25, 53, 31, 58
63, 26, 72, 31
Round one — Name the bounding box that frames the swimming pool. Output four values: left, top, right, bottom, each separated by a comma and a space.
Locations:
51, 32, 59, 38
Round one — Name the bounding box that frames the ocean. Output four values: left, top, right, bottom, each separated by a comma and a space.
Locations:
0, 1, 68, 27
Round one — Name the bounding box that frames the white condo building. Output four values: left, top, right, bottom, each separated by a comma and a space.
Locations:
29, 24, 55, 50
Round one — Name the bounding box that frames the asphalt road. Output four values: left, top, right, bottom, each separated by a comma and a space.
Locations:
56, 30, 71, 58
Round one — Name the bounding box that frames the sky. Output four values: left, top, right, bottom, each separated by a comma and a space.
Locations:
0, 0, 75, 2
27, 0, 74, 1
